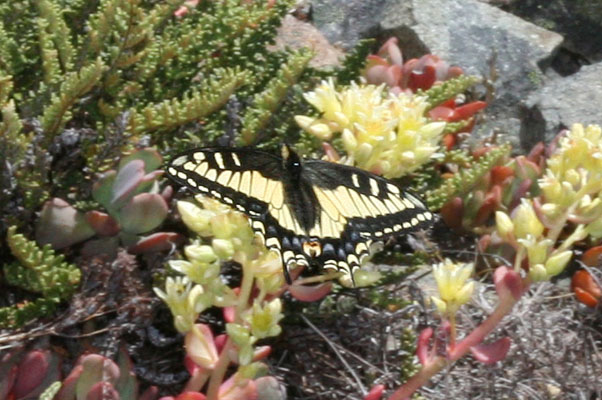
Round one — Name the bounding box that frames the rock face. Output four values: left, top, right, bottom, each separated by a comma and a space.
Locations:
270, 14, 344, 69
378, 0, 564, 148
310, 0, 388, 50
310, 0, 587, 151
504, 0, 602, 63
521, 63, 602, 149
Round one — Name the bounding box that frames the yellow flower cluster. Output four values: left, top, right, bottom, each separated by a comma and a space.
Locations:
156, 196, 285, 334
540, 124, 602, 236
431, 259, 475, 317
153, 276, 209, 333
295, 79, 445, 179
494, 124, 602, 282
226, 298, 284, 365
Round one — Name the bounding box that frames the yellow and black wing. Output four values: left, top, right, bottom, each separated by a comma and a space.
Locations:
166, 146, 434, 283
301, 159, 433, 276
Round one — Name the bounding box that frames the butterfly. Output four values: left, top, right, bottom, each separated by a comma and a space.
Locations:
166, 144, 434, 284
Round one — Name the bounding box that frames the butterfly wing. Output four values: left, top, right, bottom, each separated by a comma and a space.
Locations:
167, 147, 311, 282
301, 159, 434, 278
167, 146, 287, 226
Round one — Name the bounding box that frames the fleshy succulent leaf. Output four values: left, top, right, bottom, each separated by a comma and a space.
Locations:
86, 382, 120, 400
36, 198, 95, 249
127, 232, 184, 254
470, 337, 511, 364
10, 349, 60, 400
115, 347, 138, 400
75, 355, 120, 400
85, 211, 120, 236
92, 170, 117, 210
118, 148, 163, 173
288, 283, 332, 302
110, 160, 146, 209
119, 193, 168, 234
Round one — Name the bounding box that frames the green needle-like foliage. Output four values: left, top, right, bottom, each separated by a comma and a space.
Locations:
0, 0, 370, 237
128, 68, 249, 137
41, 58, 105, 141
427, 143, 512, 210
0, 226, 81, 329
240, 49, 313, 146
335, 38, 375, 85
421, 75, 481, 110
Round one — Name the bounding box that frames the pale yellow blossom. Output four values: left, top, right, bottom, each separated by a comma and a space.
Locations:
296, 80, 445, 178
431, 259, 475, 316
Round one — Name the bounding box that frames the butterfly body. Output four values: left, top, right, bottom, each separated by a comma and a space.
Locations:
167, 145, 433, 282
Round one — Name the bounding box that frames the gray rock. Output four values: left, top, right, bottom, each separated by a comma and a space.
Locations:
310, 0, 564, 149
378, 0, 563, 149
500, 0, 602, 63
270, 15, 345, 69
521, 62, 602, 149
310, 0, 388, 49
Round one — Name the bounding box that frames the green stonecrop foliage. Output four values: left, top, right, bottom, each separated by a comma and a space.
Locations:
0, 226, 81, 328
335, 38, 374, 85
41, 58, 106, 141
128, 67, 250, 138
426, 143, 512, 210
2, 0, 364, 216
0, 0, 372, 328
239, 49, 313, 146
421, 75, 481, 110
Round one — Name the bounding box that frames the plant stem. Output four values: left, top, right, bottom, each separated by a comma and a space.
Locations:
387, 282, 523, 400
236, 252, 255, 320
206, 339, 234, 400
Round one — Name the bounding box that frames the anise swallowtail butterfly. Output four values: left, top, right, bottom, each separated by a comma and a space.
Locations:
166, 145, 434, 283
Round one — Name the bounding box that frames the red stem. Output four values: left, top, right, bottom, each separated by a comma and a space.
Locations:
387, 285, 524, 400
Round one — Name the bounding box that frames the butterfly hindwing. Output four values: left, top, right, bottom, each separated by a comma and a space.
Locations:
298, 160, 433, 278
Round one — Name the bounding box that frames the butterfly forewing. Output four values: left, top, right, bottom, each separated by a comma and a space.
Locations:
168, 148, 283, 216
167, 148, 304, 279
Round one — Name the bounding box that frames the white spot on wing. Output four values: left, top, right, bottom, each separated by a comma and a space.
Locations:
217, 170, 232, 186
266, 237, 280, 249
240, 171, 251, 195
250, 172, 266, 199
369, 179, 379, 196
214, 153, 225, 169
231, 153, 241, 167
194, 162, 209, 176
173, 155, 188, 166
205, 168, 217, 182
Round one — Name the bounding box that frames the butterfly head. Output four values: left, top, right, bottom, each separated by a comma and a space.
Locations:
280, 144, 302, 178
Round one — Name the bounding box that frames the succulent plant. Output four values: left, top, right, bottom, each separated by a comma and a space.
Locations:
572, 246, 602, 308
35, 148, 183, 257
0, 348, 61, 400
364, 37, 464, 94
362, 36, 487, 148
436, 144, 541, 232
51, 349, 158, 400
